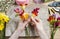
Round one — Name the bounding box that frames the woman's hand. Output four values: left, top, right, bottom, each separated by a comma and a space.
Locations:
9, 19, 30, 39
31, 17, 49, 39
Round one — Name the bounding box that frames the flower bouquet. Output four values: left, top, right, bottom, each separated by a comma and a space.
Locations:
0, 12, 9, 39
14, 0, 40, 36
0, 0, 14, 39
47, 14, 60, 39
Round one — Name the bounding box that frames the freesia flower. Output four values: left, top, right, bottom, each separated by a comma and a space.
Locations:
14, 8, 24, 16
32, 8, 40, 17
23, 13, 29, 20
20, 13, 29, 20
47, 16, 55, 22
14, 8, 29, 20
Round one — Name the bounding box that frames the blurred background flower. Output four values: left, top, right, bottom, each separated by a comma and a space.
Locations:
47, 13, 60, 39
0, 0, 15, 12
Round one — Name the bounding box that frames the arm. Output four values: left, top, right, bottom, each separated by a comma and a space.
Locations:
9, 20, 29, 39
31, 17, 49, 39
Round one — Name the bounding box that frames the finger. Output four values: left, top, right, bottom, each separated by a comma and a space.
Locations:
35, 19, 39, 23
31, 17, 37, 24
34, 17, 40, 22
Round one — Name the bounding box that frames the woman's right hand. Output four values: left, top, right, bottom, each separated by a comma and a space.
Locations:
31, 17, 49, 39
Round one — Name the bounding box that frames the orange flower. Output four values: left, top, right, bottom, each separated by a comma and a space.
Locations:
47, 16, 55, 22
20, 13, 29, 20
23, 13, 29, 20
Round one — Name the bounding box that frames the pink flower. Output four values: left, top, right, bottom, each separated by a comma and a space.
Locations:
14, 8, 19, 13
14, 8, 24, 16
15, 0, 29, 6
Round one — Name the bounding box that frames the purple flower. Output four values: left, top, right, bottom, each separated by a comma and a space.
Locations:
52, 14, 56, 18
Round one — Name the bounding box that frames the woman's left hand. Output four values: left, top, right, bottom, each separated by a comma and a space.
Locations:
9, 19, 30, 39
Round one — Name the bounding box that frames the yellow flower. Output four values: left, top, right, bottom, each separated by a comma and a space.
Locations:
0, 13, 9, 22
23, 13, 29, 20
2, 15, 9, 22
0, 24, 4, 31
0, 12, 9, 31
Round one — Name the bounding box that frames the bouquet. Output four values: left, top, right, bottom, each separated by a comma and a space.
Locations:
47, 14, 60, 39
14, 0, 40, 36
0, 12, 9, 39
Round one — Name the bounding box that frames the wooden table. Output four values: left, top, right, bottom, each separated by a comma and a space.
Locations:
5, 36, 40, 39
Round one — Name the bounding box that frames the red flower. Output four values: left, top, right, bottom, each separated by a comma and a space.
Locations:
57, 17, 60, 21
32, 8, 40, 16
47, 16, 55, 21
